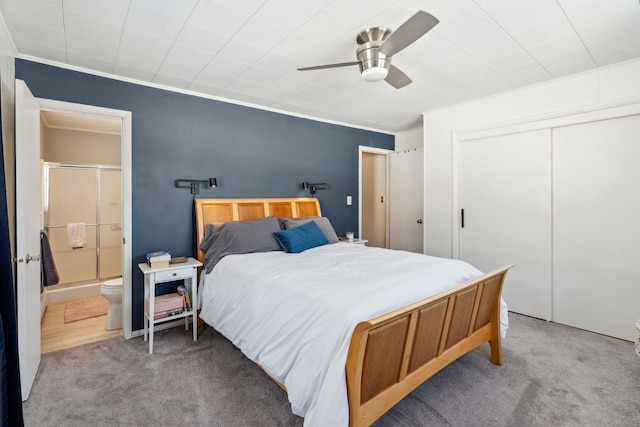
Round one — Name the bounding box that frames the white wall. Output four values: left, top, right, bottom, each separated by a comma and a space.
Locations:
394, 125, 423, 151
422, 57, 640, 258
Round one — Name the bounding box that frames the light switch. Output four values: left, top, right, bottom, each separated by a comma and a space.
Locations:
347, 195, 352, 205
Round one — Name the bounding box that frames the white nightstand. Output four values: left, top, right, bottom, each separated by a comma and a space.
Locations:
340, 237, 368, 245
138, 257, 202, 354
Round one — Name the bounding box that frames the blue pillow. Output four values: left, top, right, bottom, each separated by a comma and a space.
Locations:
273, 220, 329, 253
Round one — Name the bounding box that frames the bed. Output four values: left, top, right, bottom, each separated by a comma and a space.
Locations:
194, 197, 513, 426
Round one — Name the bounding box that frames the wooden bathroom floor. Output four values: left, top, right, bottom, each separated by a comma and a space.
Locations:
41, 301, 122, 354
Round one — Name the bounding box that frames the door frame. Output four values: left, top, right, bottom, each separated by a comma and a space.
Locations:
358, 146, 392, 246
37, 98, 133, 339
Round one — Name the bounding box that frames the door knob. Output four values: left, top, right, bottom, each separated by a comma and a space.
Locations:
417, 219, 423, 224
25, 254, 41, 264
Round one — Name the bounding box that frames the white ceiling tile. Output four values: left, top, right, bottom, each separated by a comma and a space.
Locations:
191, 69, 235, 90
211, 0, 266, 16
253, 0, 319, 32
262, 74, 309, 93
234, 17, 289, 50
118, 29, 173, 60
175, 23, 229, 55
66, 37, 119, 64
323, 0, 397, 28
1, 0, 63, 31
116, 47, 165, 73
224, 76, 272, 95
5, 19, 66, 51
113, 63, 157, 81
152, 73, 192, 89
558, 0, 640, 27
237, 65, 280, 84
534, 47, 597, 78
66, 52, 115, 74
163, 44, 214, 71
63, 0, 130, 24
116, 30, 172, 73
253, 52, 299, 74
12, 39, 67, 63
203, 56, 253, 78
64, 11, 123, 41
131, 0, 199, 22
216, 38, 268, 65
186, 81, 224, 96
64, 12, 122, 61
125, 3, 187, 41
188, 1, 251, 38
155, 60, 204, 82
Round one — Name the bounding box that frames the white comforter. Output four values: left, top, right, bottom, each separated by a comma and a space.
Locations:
199, 242, 507, 426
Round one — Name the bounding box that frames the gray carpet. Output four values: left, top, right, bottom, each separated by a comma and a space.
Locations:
24, 314, 640, 426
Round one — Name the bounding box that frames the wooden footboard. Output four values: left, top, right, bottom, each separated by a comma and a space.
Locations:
345, 264, 513, 427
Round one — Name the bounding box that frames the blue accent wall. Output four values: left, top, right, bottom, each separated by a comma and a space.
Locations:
16, 59, 394, 331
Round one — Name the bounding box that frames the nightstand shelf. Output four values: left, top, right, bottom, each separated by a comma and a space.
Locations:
138, 257, 202, 354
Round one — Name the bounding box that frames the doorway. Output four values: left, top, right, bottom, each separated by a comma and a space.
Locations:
40, 113, 124, 353
359, 146, 392, 248
16, 80, 132, 399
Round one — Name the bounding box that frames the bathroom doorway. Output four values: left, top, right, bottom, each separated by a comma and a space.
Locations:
39, 111, 124, 353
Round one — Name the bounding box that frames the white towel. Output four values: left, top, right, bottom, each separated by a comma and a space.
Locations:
67, 223, 86, 249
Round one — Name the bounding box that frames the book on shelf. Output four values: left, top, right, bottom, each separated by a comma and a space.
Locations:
146, 292, 184, 314
146, 250, 171, 268
153, 308, 184, 320
176, 285, 192, 312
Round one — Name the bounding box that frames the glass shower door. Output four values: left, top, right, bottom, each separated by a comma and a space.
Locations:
47, 167, 97, 284
99, 169, 122, 279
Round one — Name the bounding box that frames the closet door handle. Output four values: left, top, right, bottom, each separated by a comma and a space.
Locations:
461, 209, 465, 228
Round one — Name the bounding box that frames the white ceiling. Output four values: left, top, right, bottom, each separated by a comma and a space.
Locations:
2, 0, 640, 133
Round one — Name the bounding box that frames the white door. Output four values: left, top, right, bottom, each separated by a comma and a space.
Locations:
552, 114, 640, 341
15, 80, 42, 400
459, 129, 553, 320
389, 148, 423, 253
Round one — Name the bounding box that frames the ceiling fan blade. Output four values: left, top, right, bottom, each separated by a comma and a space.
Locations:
379, 11, 439, 57
385, 65, 412, 89
298, 61, 360, 71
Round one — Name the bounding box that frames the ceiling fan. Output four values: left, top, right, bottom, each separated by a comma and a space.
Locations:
297, 11, 439, 89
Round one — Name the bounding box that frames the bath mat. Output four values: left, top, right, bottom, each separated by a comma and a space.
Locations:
64, 296, 109, 323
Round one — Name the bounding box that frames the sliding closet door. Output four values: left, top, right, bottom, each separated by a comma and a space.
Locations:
459, 129, 552, 319
553, 115, 640, 341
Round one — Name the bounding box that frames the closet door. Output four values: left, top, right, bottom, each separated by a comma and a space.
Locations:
459, 129, 552, 319
553, 114, 640, 341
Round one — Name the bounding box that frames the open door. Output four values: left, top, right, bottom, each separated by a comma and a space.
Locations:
360, 148, 391, 248
389, 148, 423, 253
15, 79, 42, 400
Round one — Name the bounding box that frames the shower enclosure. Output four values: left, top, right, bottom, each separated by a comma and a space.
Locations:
44, 163, 122, 287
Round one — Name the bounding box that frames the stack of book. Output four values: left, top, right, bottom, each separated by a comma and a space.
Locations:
177, 285, 192, 312
146, 250, 171, 268
146, 292, 184, 320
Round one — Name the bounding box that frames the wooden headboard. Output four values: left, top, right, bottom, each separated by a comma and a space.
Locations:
194, 197, 322, 262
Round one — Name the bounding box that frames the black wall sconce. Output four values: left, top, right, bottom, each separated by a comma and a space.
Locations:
175, 178, 217, 194
302, 181, 328, 195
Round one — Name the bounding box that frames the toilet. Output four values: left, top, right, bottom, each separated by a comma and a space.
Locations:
101, 277, 123, 330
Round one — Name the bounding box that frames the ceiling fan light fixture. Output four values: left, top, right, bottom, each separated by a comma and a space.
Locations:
362, 66, 388, 82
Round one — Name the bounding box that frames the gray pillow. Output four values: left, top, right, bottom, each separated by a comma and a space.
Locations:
202, 216, 282, 273
282, 217, 339, 244
199, 222, 224, 253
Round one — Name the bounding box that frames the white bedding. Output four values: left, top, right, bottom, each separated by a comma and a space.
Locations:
199, 242, 508, 426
